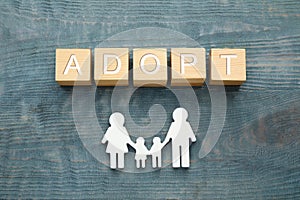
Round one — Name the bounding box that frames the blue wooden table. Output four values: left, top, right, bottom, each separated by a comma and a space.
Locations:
0, 1, 299, 199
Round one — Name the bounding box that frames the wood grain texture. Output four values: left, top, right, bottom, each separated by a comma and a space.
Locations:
0, 0, 300, 199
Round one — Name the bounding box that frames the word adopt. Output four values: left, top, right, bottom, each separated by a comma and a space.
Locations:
56, 48, 246, 86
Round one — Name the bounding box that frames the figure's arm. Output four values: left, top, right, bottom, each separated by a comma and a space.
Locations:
149, 148, 153, 154
102, 128, 112, 144
125, 131, 136, 149
147, 149, 151, 155
188, 124, 197, 142
161, 139, 169, 147
191, 134, 197, 142
162, 123, 175, 146
101, 136, 107, 144
149, 146, 158, 155
127, 139, 135, 147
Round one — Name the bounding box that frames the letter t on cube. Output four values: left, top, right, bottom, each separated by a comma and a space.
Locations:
210, 49, 246, 85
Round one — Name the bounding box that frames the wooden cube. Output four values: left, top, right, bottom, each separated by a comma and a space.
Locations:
210, 49, 246, 85
94, 48, 129, 86
56, 49, 91, 86
171, 48, 206, 86
133, 49, 167, 87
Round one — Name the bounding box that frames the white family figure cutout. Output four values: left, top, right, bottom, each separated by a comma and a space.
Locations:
149, 137, 164, 168
101, 108, 196, 169
101, 112, 135, 169
134, 137, 149, 168
163, 108, 197, 168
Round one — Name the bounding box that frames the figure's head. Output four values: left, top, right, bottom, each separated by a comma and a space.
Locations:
172, 107, 188, 121
109, 112, 125, 126
153, 137, 161, 144
136, 137, 145, 144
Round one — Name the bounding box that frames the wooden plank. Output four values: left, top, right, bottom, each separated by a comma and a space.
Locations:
0, 0, 300, 199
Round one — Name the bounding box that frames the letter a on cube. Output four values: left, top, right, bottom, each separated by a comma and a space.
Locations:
171, 48, 206, 86
56, 49, 91, 86
94, 48, 129, 86
210, 49, 246, 85
133, 49, 167, 87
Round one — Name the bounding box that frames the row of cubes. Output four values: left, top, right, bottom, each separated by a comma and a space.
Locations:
56, 48, 246, 86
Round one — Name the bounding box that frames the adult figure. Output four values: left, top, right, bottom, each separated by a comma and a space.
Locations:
101, 112, 135, 169
163, 108, 196, 168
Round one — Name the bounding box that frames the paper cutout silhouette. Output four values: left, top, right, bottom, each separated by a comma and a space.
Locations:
134, 137, 149, 168
149, 137, 164, 168
101, 112, 135, 169
102, 108, 196, 169
163, 108, 196, 168
164, 108, 196, 168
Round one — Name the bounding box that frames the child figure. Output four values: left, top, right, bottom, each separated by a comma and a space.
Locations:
134, 137, 149, 168
149, 137, 165, 168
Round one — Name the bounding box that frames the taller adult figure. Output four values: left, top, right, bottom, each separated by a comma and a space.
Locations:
163, 108, 197, 168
